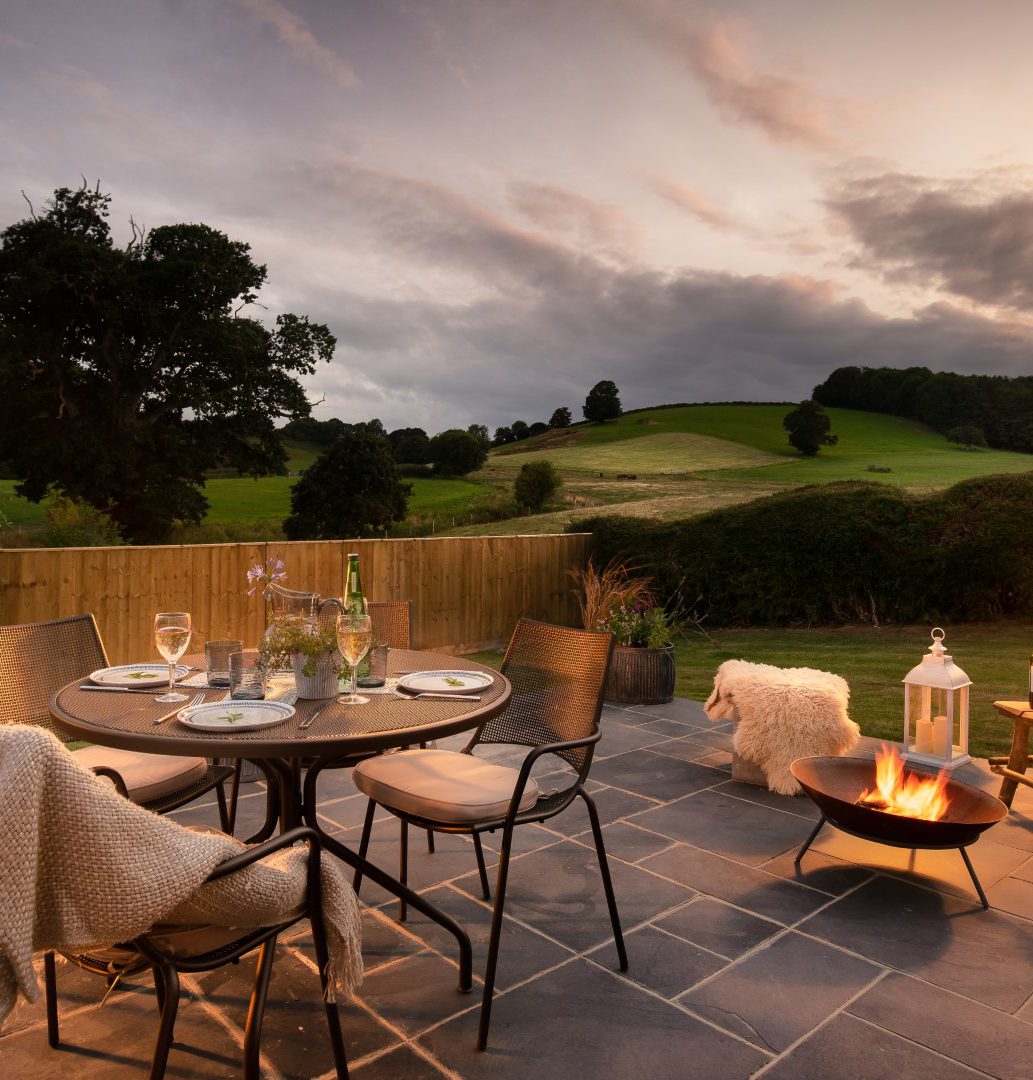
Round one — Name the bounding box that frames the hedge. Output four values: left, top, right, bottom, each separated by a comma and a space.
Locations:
577, 473, 1033, 626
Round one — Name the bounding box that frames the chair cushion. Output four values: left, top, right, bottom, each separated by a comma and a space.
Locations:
74, 745, 210, 805
353, 749, 540, 824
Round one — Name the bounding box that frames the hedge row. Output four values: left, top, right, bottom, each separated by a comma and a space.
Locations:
577, 473, 1033, 626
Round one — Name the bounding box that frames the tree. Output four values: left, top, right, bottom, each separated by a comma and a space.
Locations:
284, 428, 409, 539
514, 460, 561, 511
583, 380, 621, 423
510, 420, 530, 441
282, 417, 349, 446
429, 429, 487, 476
549, 406, 572, 428
493, 425, 515, 446
467, 423, 491, 451
783, 400, 839, 456
0, 183, 334, 541
388, 426, 430, 463
528, 421, 549, 437
947, 425, 988, 450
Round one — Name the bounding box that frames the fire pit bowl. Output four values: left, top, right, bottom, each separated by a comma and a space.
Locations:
790, 754, 1008, 908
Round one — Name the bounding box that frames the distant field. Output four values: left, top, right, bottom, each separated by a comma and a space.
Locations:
489, 404, 1033, 491
489, 431, 778, 475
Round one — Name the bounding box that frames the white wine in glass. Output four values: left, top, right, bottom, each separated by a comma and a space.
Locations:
336, 613, 372, 705
154, 612, 192, 702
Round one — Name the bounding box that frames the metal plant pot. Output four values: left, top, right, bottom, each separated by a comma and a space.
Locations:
292, 653, 340, 699
604, 644, 676, 705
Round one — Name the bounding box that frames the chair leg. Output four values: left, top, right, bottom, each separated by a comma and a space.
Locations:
243, 939, 276, 1080
310, 916, 349, 1078
149, 963, 180, 1080
44, 951, 59, 1048
152, 964, 166, 1015
352, 798, 376, 894
473, 832, 491, 900
426, 827, 435, 854
477, 820, 516, 1051
579, 789, 628, 971
398, 819, 409, 923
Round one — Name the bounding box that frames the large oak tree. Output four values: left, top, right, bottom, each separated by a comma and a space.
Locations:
0, 183, 335, 542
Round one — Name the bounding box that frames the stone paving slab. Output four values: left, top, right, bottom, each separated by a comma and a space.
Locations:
3, 697, 1032, 1079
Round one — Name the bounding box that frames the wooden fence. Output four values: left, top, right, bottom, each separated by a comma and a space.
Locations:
0, 534, 591, 664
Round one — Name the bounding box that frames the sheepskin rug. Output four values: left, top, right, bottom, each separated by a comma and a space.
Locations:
705, 659, 860, 796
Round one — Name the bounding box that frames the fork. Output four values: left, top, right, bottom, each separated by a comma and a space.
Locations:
154, 691, 205, 726
396, 692, 482, 702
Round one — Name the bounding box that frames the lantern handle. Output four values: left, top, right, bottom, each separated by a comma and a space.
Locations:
930, 627, 945, 643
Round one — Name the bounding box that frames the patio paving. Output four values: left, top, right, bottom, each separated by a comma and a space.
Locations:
2, 698, 1032, 1078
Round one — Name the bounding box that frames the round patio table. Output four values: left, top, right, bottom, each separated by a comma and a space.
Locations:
50, 648, 512, 991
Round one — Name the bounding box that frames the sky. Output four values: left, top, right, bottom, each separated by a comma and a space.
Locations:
3, 0, 1033, 433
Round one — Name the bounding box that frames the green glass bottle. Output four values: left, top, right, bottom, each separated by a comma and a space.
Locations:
345, 553, 370, 680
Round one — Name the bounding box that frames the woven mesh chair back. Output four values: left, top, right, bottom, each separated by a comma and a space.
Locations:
317, 600, 412, 649
0, 614, 108, 741
474, 618, 614, 773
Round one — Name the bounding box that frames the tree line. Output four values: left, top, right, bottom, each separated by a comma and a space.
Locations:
813, 366, 1033, 453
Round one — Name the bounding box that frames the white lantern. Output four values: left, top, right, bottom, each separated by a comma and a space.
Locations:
902, 627, 971, 769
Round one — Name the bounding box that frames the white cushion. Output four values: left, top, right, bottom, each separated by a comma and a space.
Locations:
353, 749, 539, 824
74, 745, 210, 805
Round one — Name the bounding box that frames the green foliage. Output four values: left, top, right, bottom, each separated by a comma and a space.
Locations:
783, 400, 838, 456
284, 428, 409, 539
493, 425, 515, 446
0, 182, 334, 542
429, 429, 488, 476
466, 424, 491, 451
510, 420, 530, 441
37, 495, 123, 547
583, 380, 622, 423
947, 425, 988, 450
549, 406, 572, 428
528, 421, 549, 437
813, 365, 1033, 453
580, 473, 1033, 626
259, 620, 340, 678
606, 604, 675, 649
513, 459, 561, 511
281, 417, 349, 446
389, 427, 431, 464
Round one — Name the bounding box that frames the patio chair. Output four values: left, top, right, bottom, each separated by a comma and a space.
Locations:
350, 618, 627, 1049
315, 598, 413, 648
0, 614, 233, 821
45, 827, 348, 1079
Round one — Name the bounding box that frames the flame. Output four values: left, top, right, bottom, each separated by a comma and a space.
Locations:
856, 744, 951, 821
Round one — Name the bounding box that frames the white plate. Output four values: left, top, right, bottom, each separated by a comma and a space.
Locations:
397, 670, 494, 695
177, 699, 295, 732
89, 663, 189, 689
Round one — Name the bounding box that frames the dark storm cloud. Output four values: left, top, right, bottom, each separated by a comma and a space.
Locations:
828, 169, 1033, 313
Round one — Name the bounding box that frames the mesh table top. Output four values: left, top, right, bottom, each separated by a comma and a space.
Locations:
50, 649, 511, 759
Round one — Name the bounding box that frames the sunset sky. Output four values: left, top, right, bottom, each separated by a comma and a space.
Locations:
3, 0, 1033, 431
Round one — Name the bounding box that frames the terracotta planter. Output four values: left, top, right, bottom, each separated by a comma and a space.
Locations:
604, 644, 676, 705
292, 654, 340, 699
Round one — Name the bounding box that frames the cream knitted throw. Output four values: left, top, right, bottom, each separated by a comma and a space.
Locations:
0, 726, 362, 1028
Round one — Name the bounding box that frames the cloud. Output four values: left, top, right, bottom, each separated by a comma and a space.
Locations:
236, 0, 360, 89
827, 168, 1033, 313
618, 1, 857, 151
507, 180, 642, 260
646, 174, 742, 232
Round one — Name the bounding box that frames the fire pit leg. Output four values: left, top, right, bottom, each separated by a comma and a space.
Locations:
794, 814, 827, 867
958, 846, 990, 910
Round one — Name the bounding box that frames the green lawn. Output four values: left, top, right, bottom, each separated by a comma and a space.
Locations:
473, 621, 1032, 759
491, 405, 1033, 491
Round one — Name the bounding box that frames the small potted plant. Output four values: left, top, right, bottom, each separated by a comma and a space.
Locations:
259, 620, 342, 699
571, 559, 677, 705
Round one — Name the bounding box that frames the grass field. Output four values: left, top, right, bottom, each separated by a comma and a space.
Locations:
474, 621, 1033, 759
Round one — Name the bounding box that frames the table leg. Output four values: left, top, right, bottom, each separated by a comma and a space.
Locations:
241, 760, 285, 845
303, 758, 473, 993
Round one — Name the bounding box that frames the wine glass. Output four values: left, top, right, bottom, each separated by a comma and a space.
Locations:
336, 613, 372, 705
154, 612, 192, 703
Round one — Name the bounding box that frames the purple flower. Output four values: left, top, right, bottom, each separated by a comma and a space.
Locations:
246, 558, 287, 596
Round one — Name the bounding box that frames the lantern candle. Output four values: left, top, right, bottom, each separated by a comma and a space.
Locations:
932, 714, 950, 757
915, 717, 935, 754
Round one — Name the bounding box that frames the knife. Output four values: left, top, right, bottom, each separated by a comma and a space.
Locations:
79, 684, 173, 695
